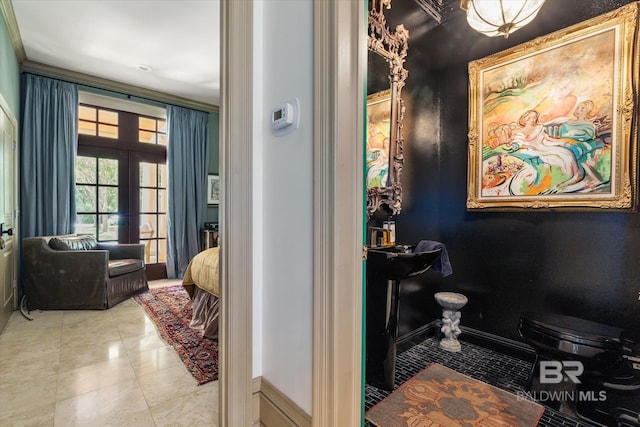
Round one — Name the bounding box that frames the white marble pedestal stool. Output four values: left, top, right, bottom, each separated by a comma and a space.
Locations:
434, 292, 468, 352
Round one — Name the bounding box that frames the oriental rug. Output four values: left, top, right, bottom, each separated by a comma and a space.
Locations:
366, 363, 544, 427
134, 285, 218, 385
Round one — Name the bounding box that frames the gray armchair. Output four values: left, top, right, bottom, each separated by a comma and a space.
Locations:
22, 234, 148, 310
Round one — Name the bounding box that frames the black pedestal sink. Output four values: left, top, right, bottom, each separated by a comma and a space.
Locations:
365, 245, 442, 391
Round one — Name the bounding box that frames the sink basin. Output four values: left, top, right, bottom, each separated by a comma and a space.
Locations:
366, 245, 442, 281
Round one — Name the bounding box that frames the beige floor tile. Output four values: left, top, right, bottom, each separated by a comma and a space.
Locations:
149, 384, 219, 427
121, 331, 169, 354
137, 364, 197, 407
147, 279, 182, 289
97, 408, 156, 427
0, 373, 58, 420
54, 378, 148, 427
128, 345, 185, 376
56, 355, 137, 401
0, 319, 62, 353
60, 328, 123, 349
0, 402, 55, 427
115, 316, 158, 339
3, 310, 64, 332
58, 339, 127, 373
61, 315, 120, 342
0, 348, 60, 386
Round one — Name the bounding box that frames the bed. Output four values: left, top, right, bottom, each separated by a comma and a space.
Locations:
182, 247, 220, 339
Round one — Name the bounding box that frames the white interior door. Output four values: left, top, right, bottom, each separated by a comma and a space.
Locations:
0, 96, 17, 334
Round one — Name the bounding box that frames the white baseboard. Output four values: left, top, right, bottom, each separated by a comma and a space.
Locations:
252, 377, 311, 427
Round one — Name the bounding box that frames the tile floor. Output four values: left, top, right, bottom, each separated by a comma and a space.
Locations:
0, 280, 219, 427
365, 337, 597, 427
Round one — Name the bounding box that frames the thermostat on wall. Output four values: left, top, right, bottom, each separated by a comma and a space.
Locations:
272, 103, 293, 129
271, 98, 300, 136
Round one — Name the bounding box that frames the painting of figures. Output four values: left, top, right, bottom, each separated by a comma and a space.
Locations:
466, 3, 638, 210
366, 89, 392, 189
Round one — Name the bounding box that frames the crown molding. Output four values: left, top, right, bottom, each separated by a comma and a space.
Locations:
0, 0, 27, 63
413, 0, 460, 24
22, 60, 219, 113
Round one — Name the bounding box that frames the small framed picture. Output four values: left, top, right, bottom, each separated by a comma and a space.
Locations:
207, 174, 220, 205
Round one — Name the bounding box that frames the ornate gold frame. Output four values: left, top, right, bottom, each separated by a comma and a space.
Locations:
467, 3, 639, 211
367, 0, 409, 218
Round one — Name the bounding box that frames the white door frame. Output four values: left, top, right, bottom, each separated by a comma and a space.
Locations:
219, 0, 254, 425
220, 0, 365, 425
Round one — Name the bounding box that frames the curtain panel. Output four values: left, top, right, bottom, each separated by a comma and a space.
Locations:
166, 105, 210, 278
20, 74, 78, 238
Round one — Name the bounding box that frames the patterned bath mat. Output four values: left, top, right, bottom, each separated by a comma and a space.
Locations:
134, 285, 218, 385
366, 363, 544, 426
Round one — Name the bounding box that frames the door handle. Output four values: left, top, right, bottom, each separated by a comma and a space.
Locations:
0, 223, 13, 236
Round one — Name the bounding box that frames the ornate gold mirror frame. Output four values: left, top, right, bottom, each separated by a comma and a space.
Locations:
367, 0, 409, 219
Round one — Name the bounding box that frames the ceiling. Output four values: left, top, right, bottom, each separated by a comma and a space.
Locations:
9, 0, 220, 109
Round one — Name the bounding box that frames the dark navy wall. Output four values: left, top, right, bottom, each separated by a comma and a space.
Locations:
375, 0, 640, 342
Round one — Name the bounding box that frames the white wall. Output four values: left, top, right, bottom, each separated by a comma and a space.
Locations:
252, 0, 264, 379
253, 0, 314, 414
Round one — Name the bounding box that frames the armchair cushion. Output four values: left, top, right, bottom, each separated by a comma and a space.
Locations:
108, 259, 144, 277
49, 234, 97, 251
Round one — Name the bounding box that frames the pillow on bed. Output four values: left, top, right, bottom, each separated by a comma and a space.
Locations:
49, 235, 98, 251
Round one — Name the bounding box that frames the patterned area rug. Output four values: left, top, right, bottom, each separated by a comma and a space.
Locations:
366, 363, 544, 427
134, 285, 218, 385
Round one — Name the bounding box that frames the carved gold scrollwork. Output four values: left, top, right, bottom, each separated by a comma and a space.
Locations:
367, 0, 409, 219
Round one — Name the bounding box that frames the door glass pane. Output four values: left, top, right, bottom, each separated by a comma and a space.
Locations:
98, 214, 117, 241
75, 185, 96, 211
139, 162, 157, 187
158, 239, 167, 262
76, 156, 96, 184
98, 110, 118, 125
139, 130, 156, 144
139, 117, 156, 131
75, 214, 96, 235
78, 121, 96, 136
158, 164, 167, 187
145, 240, 153, 263
79, 105, 96, 121
140, 212, 156, 265
98, 186, 118, 212
98, 158, 118, 185
98, 124, 118, 139
140, 189, 156, 212
158, 214, 166, 238
158, 189, 167, 213
139, 214, 156, 239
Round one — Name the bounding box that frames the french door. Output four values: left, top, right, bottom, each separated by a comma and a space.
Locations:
75, 149, 167, 280
76, 105, 167, 280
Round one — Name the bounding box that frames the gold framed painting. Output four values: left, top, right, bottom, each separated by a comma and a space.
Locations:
467, 3, 639, 211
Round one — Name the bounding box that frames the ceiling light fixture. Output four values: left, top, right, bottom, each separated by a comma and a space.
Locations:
460, 0, 545, 38
136, 64, 152, 72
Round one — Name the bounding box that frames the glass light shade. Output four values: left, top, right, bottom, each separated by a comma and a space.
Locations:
461, 0, 545, 38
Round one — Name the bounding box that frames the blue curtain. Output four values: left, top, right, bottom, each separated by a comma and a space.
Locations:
166, 105, 210, 278
20, 74, 78, 237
